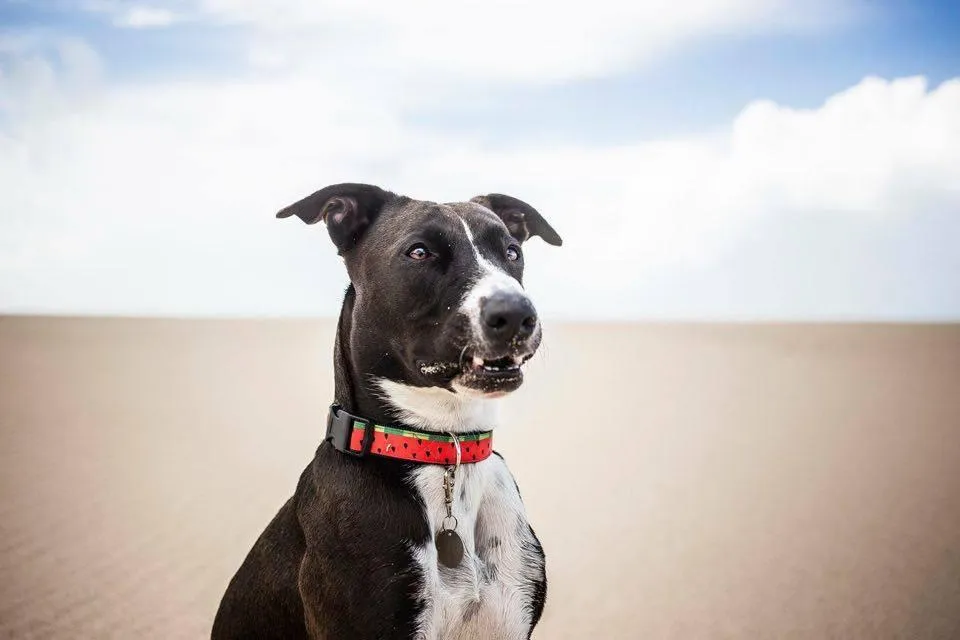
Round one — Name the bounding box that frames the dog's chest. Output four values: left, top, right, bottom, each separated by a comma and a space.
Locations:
408, 456, 544, 640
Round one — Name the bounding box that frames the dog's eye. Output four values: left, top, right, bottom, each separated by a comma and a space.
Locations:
506, 245, 521, 262
407, 244, 432, 260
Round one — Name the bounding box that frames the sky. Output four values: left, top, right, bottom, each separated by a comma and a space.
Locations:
1, 0, 959, 320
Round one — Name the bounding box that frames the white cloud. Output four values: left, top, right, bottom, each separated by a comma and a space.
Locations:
113, 6, 180, 28
397, 76, 960, 275
76, 1, 185, 28
1, 6, 957, 318
64, 0, 858, 81
0, 34, 102, 119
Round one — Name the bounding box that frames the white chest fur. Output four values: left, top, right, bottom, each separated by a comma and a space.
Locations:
408, 456, 544, 640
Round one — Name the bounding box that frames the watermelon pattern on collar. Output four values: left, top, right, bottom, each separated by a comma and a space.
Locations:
346, 422, 493, 464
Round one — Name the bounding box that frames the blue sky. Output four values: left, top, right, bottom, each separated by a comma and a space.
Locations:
1, 0, 959, 319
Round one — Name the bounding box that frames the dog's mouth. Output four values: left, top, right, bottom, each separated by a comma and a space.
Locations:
417, 354, 527, 377
418, 348, 534, 373
417, 350, 535, 397
465, 354, 530, 376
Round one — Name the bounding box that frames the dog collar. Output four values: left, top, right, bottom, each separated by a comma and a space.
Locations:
325, 405, 494, 465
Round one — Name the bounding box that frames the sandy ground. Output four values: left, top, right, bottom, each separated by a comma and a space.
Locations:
1, 316, 959, 639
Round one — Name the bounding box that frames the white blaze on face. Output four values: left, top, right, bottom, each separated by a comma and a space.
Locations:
458, 217, 525, 343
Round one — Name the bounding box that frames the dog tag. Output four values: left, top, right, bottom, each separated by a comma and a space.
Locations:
436, 529, 464, 568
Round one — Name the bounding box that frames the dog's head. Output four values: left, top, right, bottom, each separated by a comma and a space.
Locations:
278, 183, 562, 399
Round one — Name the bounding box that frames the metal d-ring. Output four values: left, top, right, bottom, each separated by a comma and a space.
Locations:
446, 431, 462, 474
441, 432, 462, 535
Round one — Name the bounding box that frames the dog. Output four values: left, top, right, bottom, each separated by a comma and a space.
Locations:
212, 183, 562, 639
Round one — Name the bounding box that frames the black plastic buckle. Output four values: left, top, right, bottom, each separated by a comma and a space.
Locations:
326, 404, 375, 458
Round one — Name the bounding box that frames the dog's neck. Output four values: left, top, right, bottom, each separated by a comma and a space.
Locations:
332, 285, 500, 434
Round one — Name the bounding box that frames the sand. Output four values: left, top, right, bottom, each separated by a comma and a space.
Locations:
1, 316, 958, 639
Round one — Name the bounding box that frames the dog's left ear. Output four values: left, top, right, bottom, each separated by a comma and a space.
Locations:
471, 194, 562, 246
276, 183, 395, 254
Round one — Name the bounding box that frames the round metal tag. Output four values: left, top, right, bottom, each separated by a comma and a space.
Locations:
435, 529, 464, 568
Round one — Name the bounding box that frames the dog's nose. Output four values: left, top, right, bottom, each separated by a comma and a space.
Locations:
481, 292, 538, 342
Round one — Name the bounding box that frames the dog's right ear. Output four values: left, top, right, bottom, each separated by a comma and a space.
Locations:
470, 193, 562, 247
276, 183, 395, 254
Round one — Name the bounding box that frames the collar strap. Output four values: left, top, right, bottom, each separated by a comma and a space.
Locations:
325, 404, 494, 465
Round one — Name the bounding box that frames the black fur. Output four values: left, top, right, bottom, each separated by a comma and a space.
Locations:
213, 184, 558, 639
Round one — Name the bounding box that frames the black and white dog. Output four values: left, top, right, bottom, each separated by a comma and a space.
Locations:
212, 183, 562, 639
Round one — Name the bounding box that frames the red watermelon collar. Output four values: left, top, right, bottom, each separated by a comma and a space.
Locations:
325, 404, 494, 465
